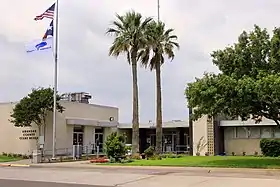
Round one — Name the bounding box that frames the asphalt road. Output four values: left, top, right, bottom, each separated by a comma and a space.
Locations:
0, 167, 280, 187
0, 179, 111, 187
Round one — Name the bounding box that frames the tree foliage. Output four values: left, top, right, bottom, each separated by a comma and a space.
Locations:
105, 132, 126, 160
107, 11, 152, 154
185, 25, 280, 125
139, 20, 179, 154
10, 87, 64, 134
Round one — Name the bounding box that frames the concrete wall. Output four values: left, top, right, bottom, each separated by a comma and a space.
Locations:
0, 103, 38, 155
192, 115, 208, 156
61, 101, 119, 121
224, 139, 261, 155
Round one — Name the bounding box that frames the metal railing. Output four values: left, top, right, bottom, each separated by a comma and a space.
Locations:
40, 144, 106, 162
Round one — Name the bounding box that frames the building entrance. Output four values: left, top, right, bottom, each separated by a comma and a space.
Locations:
73, 126, 84, 146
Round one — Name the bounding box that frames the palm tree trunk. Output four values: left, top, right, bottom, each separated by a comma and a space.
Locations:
131, 51, 140, 155
155, 62, 163, 154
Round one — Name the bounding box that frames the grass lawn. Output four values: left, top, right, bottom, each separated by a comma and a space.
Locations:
105, 156, 280, 169
0, 155, 21, 163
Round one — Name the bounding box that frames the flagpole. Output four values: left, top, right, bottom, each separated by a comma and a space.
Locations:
52, 0, 59, 160
157, 0, 160, 22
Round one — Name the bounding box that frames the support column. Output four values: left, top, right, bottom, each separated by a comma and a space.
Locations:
207, 116, 215, 156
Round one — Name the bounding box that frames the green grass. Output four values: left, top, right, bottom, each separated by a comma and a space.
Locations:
105, 156, 280, 169
0, 155, 21, 162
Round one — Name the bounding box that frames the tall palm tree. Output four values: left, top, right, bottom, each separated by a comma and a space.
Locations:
106, 11, 152, 155
139, 21, 179, 154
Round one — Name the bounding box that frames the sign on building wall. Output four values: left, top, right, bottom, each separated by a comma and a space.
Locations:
19, 130, 38, 140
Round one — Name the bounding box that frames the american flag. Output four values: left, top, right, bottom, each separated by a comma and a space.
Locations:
34, 3, 55, 21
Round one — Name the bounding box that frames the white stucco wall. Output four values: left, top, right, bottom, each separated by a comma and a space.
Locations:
192, 115, 208, 156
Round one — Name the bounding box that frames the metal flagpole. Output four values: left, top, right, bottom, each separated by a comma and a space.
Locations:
157, 0, 160, 22
52, 0, 59, 160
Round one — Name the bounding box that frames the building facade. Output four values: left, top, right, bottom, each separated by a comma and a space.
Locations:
0, 99, 118, 156
1, 92, 279, 157
191, 115, 280, 156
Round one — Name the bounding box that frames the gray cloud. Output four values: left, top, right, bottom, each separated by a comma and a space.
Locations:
1, 0, 280, 122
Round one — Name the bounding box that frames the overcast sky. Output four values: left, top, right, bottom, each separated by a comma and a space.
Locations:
0, 0, 279, 123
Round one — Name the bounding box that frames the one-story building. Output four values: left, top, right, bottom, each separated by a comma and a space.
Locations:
0, 95, 119, 156
191, 113, 280, 156
0, 92, 279, 156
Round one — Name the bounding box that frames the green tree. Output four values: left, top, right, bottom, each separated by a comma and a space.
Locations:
10, 87, 64, 141
139, 21, 179, 154
185, 25, 280, 126
105, 132, 126, 161
106, 11, 152, 154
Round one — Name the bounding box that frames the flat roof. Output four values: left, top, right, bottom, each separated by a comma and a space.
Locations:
220, 118, 277, 127
118, 120, 189, 129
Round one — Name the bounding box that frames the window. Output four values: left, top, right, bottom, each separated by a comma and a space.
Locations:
236, 127, 248, 138
248, 127, 260, 138
261, 127, 272, 138
224, 127, 235, 139
274, 127, 280, 138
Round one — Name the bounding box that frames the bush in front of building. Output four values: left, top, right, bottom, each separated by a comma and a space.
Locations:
260, 139, 280, 157
104, 132, 126, 162
144, 146, 155, 159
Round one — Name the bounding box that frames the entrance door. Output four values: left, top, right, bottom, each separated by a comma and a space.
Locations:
73, 132, 84, 145
94, 128, 104, 153
163, 135, 172, 152
73, 126, 84, 146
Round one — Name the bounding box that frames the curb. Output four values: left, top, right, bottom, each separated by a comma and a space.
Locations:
0, 164, 11, 167
10, 164, 30, 167
0, 163, 30, 167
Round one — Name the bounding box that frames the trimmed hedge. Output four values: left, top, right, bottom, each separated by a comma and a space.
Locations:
260, 139, 280, 157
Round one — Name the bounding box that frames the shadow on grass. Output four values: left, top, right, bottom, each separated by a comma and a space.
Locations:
200, 157, 280, 169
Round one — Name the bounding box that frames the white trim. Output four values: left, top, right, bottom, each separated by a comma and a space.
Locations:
220, 119, 277, 127
66, 117, 118, 127
118, 121, 189, 129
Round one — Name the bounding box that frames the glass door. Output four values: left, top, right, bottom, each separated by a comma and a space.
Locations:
163, 135, 172, 152
94, 128, 104, 153
95, 133, 104, 152
73, 132, 83, 145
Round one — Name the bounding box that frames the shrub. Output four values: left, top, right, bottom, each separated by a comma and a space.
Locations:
149, 155, 162, 160
104, 132, 126, 161
144, 146, 155, 158
260, 139, 280, 157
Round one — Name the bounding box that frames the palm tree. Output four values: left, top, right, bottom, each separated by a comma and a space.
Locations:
139, 21, 179, 154
106, 11, 152, 155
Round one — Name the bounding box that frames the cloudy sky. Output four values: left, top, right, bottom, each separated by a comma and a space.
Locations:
0, 0, 279, 123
